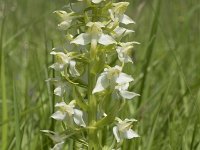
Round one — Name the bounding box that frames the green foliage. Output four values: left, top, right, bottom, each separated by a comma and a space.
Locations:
0, 0, 200, 149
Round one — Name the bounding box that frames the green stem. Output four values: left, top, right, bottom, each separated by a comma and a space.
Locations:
87, 4, 100, 150
88, 46, 98, 149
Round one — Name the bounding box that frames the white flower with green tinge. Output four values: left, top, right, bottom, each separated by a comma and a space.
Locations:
50, 51, 80, 77
54, 10, 75, 30
92, 65, 139, 99
116, 42, 140, 63
109, 2, 135, 25
51, 101, 86, 127
71, 22, 116, 49
54, 82, 67, 97
113, 118, 139, 143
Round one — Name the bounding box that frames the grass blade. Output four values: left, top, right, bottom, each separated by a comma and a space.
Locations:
0, 6, 8, 150
13, 81, 21, 150
137, 0, 162, 108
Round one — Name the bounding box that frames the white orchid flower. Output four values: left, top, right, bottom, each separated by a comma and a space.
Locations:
50, 51, 80, 77
92, 65, 138, 99
51, 101, 86, 127
109, 2, 135, 25
54, 11, 75, 30
71, 22, 116, 49
113, 118, 139, 143
51, 101, 75, 120
54, 82, 67, 97
116, 42, 140, 63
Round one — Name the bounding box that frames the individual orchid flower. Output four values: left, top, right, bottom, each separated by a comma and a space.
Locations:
54, 10, 75, 30
54, 82, 67, 97
46, 77, 69, 97
116, 42, 140, 63
50, 51, 80, 77
109, 2, 135, 25
113, 118, 139, 143
51, 101, 86, 127
92, 65, 138, 99
71, 22, 116, 49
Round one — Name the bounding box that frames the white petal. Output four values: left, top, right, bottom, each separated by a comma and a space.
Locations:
124, 118, 137, 122
123, 129, 139, 139
108, 9, 115, 21
58, 21, 71, 30
119, 90, 139, 99
114, 27, 134, 37
49, 63, 64, 71
54, 86, 63, 96
55, 102, 75, 116
116, 73, 133, 84
92, 74, 109, 94
115, 83, 129, 91
54, 10, 68, 19
51, 111, 66, 120
50, 51, 57, 55
113, 126, 121, 143
73, 109, 86, 127
69, 60, 80, 77
92, 0, 103, 3
98, 34, 116, 45
55, 102, 67, 107
119, 14, 135, 25
51, 142, 64, 150
118, 55, 133, 63
87, 22, 105, 28
71, 33, 91, 45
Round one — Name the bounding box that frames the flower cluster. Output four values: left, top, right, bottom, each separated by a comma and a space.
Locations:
43, 0, 140, 149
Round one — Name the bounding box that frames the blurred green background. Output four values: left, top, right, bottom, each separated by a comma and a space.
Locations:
0, 0, 200, 149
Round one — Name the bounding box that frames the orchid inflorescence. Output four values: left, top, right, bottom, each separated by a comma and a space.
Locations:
43, 0, 139, 149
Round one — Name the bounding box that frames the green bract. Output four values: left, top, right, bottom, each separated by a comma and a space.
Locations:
44, 0, 140, 149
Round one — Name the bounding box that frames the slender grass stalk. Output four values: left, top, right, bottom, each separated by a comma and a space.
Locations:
1, 8, 8, 150
138, 0, 162, 108
13, 81, 21, 150
50, 41, 55, 131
